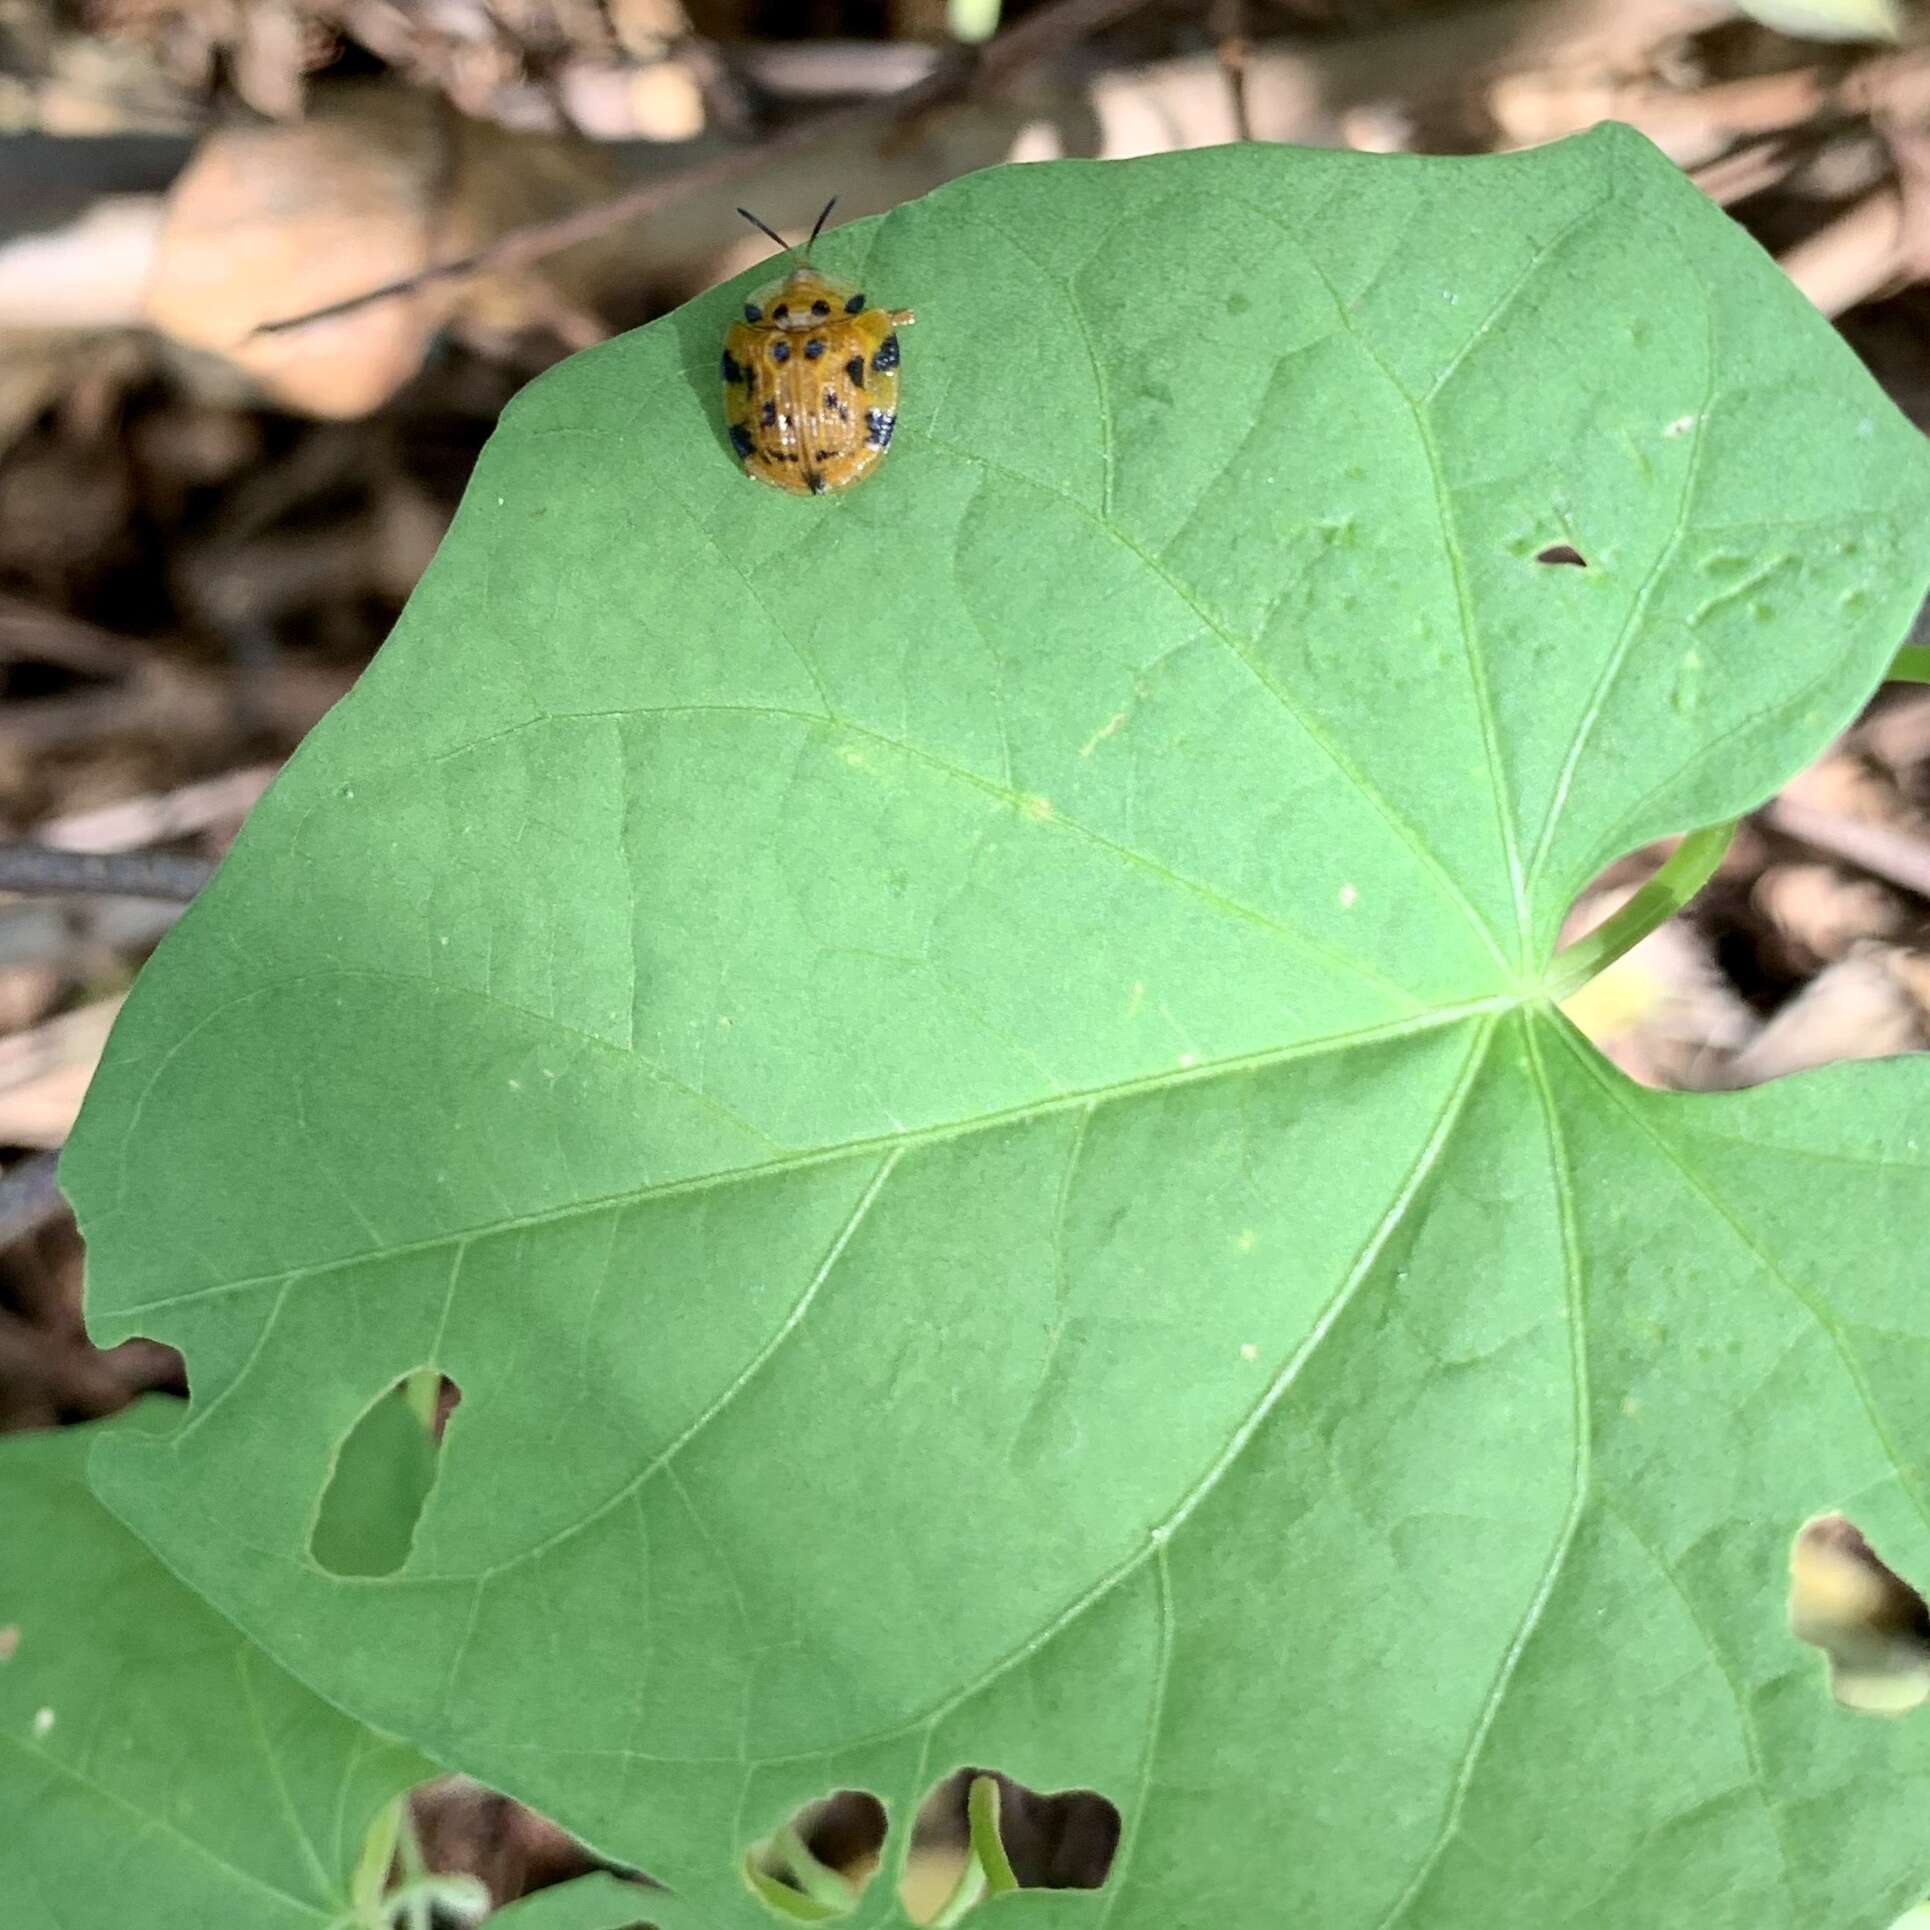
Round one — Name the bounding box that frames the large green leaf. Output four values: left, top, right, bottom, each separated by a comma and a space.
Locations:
0, 1407, 431, 1926
62, 128, 1930, 1926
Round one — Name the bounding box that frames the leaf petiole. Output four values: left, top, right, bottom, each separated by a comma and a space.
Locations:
965, 1776, 1019, 1897
1540, 818, 1737, 1006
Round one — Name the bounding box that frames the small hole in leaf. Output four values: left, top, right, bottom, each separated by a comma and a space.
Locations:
309, 1373, 459, 1579
1789, 1513, 1930, 1715
1535, 543, 1587, 567
744, 1788, 886, 1920
407, 1774, 657, 1916
899, 1769, 1121, 1925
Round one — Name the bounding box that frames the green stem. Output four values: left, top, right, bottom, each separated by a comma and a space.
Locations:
744, 1861, 847, 1923
350, 1797, 404, 1926
394, 1801, 430, 1930
1889, 644, 1930, 684
965, 1777, 1019, 1896
774, 1823, 861, 1915
1541, 818, 1736, 1005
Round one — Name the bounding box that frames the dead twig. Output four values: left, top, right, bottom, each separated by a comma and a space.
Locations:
0, 594, 153, 677
255, 0, 1161, 338
0, 1152, 65, 1253
252, 53, 966, 335
1212, 0, 1255, 145
0, 845, 215, 902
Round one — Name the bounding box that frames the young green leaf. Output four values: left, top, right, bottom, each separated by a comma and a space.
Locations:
64, 129, 1930, 1928
1733, 0, 1904, 40
0, 1408, 433, 1927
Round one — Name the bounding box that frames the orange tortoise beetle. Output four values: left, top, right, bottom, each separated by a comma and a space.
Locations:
722, 199, 914, 497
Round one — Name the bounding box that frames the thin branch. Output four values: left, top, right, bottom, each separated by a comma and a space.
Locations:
255, 54, 970, 335
0, 844, 215, 902
0, 1151, 65, 1253
1212, 0, 1255, 144
255, 0, 1159, 337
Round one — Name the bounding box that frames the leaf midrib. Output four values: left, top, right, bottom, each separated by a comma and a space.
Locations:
100, 993, 1515, 1326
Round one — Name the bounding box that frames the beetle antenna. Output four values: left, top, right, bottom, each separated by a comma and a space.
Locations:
736, 207, 793, 254
804, 196, 839, 256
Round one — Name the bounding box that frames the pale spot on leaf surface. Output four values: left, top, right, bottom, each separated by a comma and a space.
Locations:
1080, 712, 1127, 757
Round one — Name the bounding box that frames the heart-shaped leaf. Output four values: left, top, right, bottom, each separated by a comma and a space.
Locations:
0, 1407, 432, 1927
64, 128, 1930, 1927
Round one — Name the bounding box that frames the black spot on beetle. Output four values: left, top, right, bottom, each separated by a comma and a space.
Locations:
865, 409, 896, 450
773, 303, 789, 321
823, 389, 844, 415
872, 334, 900, 374
811, 300, 830, 318
805, 339, 826, 360
845, 355, 865, 390
814, 448, 835, 462
721, 348, 747, 385
761, 401, 777, 426
743, 302, 763, 323
771, 340, 790, 363
728, 423, 755, 459
845, 292, 866, 313
805, 469, 826, 495
1536, 544, 1587, 568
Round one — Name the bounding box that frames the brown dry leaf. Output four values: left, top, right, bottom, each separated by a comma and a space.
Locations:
1752, 860, 1905, 962
1724, 941, 1930, 1087
606, 0, 691, 55
557, 57, 706, 140
412, 1776, 645, 1906
232, 0, 309, 120
1781, 748, 1917, 828
1861, 691, 1930, 777
0, 965, 65, 1037
141, 83, 457, 417
141, 80, 627, 415
0, 995, 123, 1148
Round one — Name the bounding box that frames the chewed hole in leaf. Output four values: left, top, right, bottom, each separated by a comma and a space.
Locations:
743, 1773, 1120, 1925
1535, 542, 1588, 567
744, 1789, 887, 1921
898, 1769, 1121, 1925
1789, 1512, 1930, 1714
413, 1773, 656, 1912
308, 1373, 459, 1578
